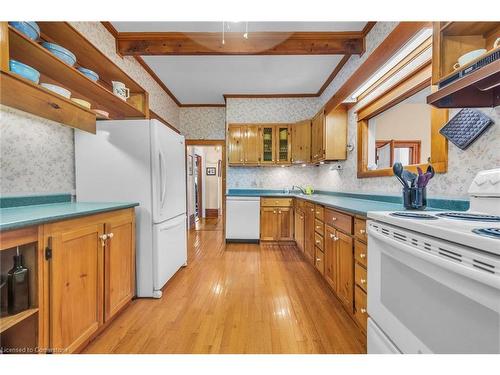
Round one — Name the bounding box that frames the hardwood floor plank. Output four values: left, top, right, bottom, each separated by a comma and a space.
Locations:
83, 221, 366, 354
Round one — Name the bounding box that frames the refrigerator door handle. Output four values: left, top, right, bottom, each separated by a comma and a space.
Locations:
159, 151, 167, 207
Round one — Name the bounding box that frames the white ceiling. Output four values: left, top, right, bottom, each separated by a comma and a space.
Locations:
112, 22, 368, 104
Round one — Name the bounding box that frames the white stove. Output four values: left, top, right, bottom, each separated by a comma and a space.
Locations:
366, 168, 500, 354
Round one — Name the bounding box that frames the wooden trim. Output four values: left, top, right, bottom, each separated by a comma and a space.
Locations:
0, 22, 9, 71
186, 139, 225, 145
0, 226, 38, 251
362, 22, 377, 37
101, 22, 118, 38
224, 93, 317, 100
188, 214, 196, 229
180, 103, 226, 108
149, 109, 181, 134
324, 22, 431, 113
116, 31, 366, 56
317, 54, 351, 96
205, 209, 220, 218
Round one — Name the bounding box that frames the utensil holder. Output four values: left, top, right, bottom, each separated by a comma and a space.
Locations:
403, 187, 427, 210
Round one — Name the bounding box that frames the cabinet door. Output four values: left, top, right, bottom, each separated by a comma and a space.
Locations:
336, 230, 354, 312
228, 125, 244, 164
311, 111, 325, 162
294, 209, 305, 252
47, 223, 104, 353
291, 120, 311, 164
304, 203, 315, 263
260, 207, 278, 241
104, 210, 135, 322
244, 125, 261, 164
277, 207, 294, 241
260, 125, 275, 164
275, 125, 291, 164
324, 225, 338, 292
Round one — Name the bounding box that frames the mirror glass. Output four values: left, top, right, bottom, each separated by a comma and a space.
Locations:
366, 86, 431, 170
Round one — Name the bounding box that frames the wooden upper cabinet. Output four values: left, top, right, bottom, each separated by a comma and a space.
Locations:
260, 125, 275, 164
311, 110, 325, 163
243, 125, 261, 165
104, 211, 135, 322
228, 125, 244, 164
311, 106, 348, 163
291, 119, 311, 164
45, 221, 104, 353
275, 125, 292, 164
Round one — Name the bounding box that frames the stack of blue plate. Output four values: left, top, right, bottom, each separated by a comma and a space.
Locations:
9, 22, 40, 41
77, 67, 99, 82
41, 42, 77, 66
9, 60, 40, 84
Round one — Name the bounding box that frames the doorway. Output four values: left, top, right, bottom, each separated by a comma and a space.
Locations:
186, 140, 225, 232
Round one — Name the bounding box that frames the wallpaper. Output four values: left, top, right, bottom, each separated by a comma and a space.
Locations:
180, 107, 226, 140
0, 22, 181, 196
0, 105, 75, 195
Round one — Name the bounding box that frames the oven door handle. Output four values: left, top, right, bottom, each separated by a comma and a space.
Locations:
368, 227, 500, 290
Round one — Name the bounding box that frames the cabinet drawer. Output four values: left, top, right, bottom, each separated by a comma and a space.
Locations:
355, 263, 367, 292
324, 208, 353, 234
315, 247, 324, 275
314, 232, 324, 252
354, 286, 367, 333
315, 205, 324, 221
261, 197, 293, 207
354, 240, 367, 268
314, 218, 324, 236
354, 218, 367, 243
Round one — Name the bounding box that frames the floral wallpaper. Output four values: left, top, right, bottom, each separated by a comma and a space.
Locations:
0, 22, 180, 196
0, 105, 75, 195
179, 107, 226, 139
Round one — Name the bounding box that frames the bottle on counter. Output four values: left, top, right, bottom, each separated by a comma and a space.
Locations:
7, 246, 29, 314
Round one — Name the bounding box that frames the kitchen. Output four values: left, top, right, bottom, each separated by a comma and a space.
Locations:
0, 1, 499, 372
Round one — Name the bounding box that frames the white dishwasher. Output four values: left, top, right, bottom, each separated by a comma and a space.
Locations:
226, 196, 260, 242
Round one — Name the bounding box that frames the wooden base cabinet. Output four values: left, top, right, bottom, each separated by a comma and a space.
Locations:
260, 200, 294, 242
304, 202, 316, 263
43, 208, 135, 353
294, 207, 305, 252
336, 230, 354, 311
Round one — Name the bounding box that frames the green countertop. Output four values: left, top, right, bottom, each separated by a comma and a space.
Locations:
226, 189, 469, 216
0, 197, 139, 231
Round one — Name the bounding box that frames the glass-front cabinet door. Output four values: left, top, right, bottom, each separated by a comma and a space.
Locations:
276, 125, 291, 164
260, 125, 275, 164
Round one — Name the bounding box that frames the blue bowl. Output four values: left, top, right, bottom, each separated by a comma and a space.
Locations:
41, 42, 77, 66
9, 22, 40, 41
77, 66, 99, 82
9, 60, 40, 83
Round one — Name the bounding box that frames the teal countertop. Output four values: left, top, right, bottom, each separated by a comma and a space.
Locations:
0, 194, 139, 231
226, 189, 469, 216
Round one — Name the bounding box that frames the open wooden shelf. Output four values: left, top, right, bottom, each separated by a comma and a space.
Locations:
0, 308, 39, 334
440, 22, 500, 36
0, 70, 97, 133
8, 25, 146, 120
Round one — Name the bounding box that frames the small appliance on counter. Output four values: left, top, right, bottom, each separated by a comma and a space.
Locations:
367, 168, 500, 354
392, 162, 434, 210
7, 247, 29, 314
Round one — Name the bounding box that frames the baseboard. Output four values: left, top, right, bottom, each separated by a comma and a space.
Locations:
205, 208, 219, 218
225, 239, 260, 244
188, 214, 195, 228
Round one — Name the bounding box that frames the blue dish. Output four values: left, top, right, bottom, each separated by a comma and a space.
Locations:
9, 22, 40, 41
9, 60, 40, 83
41, 42, 77, 66
77, 67, 99, 82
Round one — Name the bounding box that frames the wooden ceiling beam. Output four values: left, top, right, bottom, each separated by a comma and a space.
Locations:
116, 31, 366, 56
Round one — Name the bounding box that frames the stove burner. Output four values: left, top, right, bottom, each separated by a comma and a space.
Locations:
390, 212, 438, 220
436, 212, 500, 222
473, 228, 500, 239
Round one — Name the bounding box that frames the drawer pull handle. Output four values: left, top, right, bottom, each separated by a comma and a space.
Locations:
278, 211, 282, 214
331, 217, 337, 221
316, 211, 320, 214
99, 234, 108, 241
310, 208, 314, 212
316, 225, 320, 229
360, 253, 366, 259
316, 240, 320, 244
359, 229, 366, 234
360, 278, 366, 284
360, 308, 367, 314
329, 234, 339, 241
273, 211, 277, 214
107, 232, 114, 239
316, 258, 321, 262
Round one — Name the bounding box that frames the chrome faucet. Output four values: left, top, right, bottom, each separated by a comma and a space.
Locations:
292, 185, 307, 194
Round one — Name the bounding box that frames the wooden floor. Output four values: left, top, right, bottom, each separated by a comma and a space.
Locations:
83, 220, 366, 354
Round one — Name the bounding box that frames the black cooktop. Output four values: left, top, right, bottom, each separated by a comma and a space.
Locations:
436, 212, 500, 222
472, 228, 500, 239
390, 212, 438, 220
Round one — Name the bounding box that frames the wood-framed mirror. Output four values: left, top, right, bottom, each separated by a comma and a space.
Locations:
356, 40, 449, 178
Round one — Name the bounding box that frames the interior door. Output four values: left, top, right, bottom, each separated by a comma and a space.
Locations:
151, 120, 186, 223
48, 223, 103, 353
153, 214, 187, 294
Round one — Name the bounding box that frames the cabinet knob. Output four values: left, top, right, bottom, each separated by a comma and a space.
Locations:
360, 308, 367, 314
107, 232, 114, 239
316, 211, 320, 214
278, 211, 282, 214
360, 278, 366, 284
360, 253, 366, 259
316, 258, 321, 262
99, 234, 108, 241
273, 211, 277, 214
310, 208, 314, 212
331, 217, 337, 221
315, 240, 320, 244
359, 229, 366, 234
316, 225, 320, 229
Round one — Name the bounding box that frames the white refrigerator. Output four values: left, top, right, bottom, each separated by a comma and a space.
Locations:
75, 119, 187, 298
